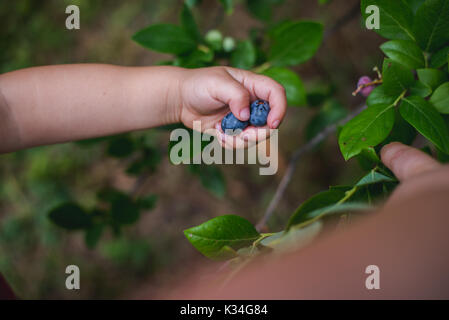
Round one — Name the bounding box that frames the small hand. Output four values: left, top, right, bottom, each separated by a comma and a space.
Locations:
177, 66, 287, 148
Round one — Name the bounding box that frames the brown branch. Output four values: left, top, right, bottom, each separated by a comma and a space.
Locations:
352, 79, 383, 96
256, 104, 366, 232
323, 1, 361, 40
255, 2, 365, 232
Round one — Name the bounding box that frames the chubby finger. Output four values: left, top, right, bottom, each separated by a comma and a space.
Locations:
226, 68, 287, 129
210, 75, 251, 122
240, 126, 272, 143
215, 123, 259, 150
381, 142, 442, 181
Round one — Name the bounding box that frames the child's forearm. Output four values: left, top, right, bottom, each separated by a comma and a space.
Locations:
0, 64, 183, 153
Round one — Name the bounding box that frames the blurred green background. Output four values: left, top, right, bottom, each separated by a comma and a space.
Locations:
0, 0, 383, 299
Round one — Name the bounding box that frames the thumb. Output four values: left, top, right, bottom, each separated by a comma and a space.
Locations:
210, 76, 251, 121
380, 142, 442, 181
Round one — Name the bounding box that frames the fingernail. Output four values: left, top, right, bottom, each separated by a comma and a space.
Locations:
240, 109, 250, 120
271, 120, 280, 129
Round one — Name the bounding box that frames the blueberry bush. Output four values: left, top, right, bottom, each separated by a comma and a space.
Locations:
48, 0, 449, 272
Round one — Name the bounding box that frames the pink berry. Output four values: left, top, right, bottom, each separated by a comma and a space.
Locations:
357, 76, 374, 97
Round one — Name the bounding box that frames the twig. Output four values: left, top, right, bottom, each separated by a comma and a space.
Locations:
352, 79, 383, 96
130, 171, 151, 198
255, 2, 364, 231
323, 1, 361, 41
256, 104, 366, 232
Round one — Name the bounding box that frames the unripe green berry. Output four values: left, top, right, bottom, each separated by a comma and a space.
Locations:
205, 29, 223, 50
223, 37, 236, 52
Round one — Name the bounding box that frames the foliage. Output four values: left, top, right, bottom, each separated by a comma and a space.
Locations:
167, 0, 448, 264
48, 0, 321, 247
7, 0, 445, 290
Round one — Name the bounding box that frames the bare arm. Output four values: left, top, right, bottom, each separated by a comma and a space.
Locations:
0, 64, 286, 154
164, 143, 449, 299
0, 64, 182, 153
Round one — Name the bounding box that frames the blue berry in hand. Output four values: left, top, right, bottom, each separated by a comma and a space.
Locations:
221, 112, 249, 134
250, 100, 270, 127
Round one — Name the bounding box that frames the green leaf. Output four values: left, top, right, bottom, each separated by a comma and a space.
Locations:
185, 0, 201, 8
126, 146, 161, 175
174, 48, 214, 68
382, 59, 415, 96
132, 24, 196, 54
383, 108, 417, 145
219, 0, 234, 15
356, 147, 381, 171
261, 221, 322, 252
412, 0, 449, 52
296, 202, 373, 224
305, 100, 347, 140
269, 21, 323, 67
437, 148, 449, 163
305, 83, 334, 107
137, 194, 158, 210
339, 104, 395, 161
110, 193, 140, 226
100, 238, 151, 266
361, 0, 415, 41
84, 224, 104, 249
400, 96, 449, 153
184, 215, 260, 260
48, 203, 92, 230
356, 169, 396, 187
409, 80, 432, 97
430, 46, 449, 68
189, 164, 226, 198
181, 3, 201, 42
417, 68, 448, 91
268, 20, 296, 38
351, 182, 396, 204
366, 85, 396, 107
230, 40, 256, 70
405, 0, 426, 13
246, 0, 285, 21
430, 82, 449, 114
106, 135, 135, 158
380, 40, 425, 69
286, 187, 350, 229
168, 128, 213, 164
261, 67, 306, 106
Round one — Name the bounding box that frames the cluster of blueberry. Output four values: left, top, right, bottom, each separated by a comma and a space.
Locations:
221, 100, 271, 134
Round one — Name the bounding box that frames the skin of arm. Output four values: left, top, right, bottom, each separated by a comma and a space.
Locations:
157, 143, 449, 299
0, 64, 286, 154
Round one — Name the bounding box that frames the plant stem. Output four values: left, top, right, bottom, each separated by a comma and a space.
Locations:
256, 104, 366, 232
352, 79, 383, 96
252, 62, 271, 74
337, 186, 358, 205
393, 90, 407, 107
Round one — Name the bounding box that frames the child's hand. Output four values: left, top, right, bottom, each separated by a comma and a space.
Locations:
0, 64, 286, 153
177, 66, 287, 148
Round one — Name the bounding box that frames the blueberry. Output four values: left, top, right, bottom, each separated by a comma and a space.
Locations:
221, 112, 249, 135
250, 100, 270, 127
